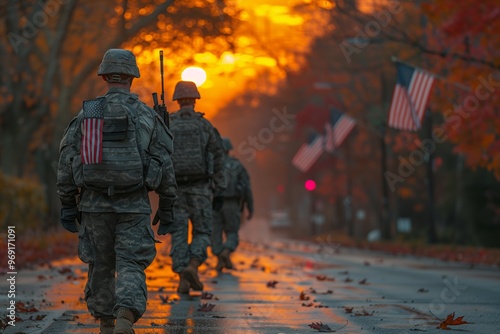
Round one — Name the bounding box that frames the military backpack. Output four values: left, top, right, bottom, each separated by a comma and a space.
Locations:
72, 95, 163, 195
169, 109, 208, 179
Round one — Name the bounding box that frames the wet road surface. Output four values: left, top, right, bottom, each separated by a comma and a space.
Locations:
1, 219, 499, 333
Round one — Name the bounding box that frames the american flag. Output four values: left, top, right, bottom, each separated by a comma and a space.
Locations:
81, 99, 104, 164
387, 62, 435, 131
324, 108, 356, 152
292, 133, 324, 172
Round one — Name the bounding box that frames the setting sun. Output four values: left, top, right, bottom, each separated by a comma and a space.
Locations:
181, 66, 207, 87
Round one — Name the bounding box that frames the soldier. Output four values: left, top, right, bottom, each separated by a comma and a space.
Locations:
56, 49, 177, 334
168, 80, 226, 293
212, 137, 254, 271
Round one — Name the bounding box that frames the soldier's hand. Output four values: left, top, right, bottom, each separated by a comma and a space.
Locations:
153, 209, 174, 235
60, 206, 79, 233
212, 196, 224, 212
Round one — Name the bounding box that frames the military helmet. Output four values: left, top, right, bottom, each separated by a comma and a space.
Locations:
172, 81, 201, 101
97, 49, 140, 78
222, 137, 233, 151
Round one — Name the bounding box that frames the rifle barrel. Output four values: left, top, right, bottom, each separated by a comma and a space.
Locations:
160, 50, 165, 104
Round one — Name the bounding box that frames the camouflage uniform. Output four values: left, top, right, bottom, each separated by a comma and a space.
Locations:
56, 49, 176, 328
169, 106, 226, 273
211, 138, 253, 270
166, 81, 225, 294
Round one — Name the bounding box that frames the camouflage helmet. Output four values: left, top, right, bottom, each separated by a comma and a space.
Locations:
172, 81, 201, 101
97, 49, 140, 78
222, 137, 233, 151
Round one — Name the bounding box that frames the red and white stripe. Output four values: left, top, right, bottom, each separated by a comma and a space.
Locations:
292, 136, 324, 172
81, 118, 104, 164
388, 70, 434, 131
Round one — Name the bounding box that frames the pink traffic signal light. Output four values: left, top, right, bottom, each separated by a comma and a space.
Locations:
304, 179, 316, 191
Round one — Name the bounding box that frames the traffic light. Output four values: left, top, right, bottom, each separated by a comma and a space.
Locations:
304, 179, 316, 191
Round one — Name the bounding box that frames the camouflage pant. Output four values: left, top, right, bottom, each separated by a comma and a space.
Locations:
211, 199, 242, 255
78, 212, 156, 321
170, 192, 212, 273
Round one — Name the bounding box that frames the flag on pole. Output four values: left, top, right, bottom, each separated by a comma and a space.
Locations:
292, 133, 324, 172
81, 100, 104, 164
387, 62, 435, 131
324, 108, 356, 152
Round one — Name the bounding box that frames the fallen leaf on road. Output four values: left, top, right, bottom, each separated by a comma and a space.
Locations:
417, 288, 429, 293
203, 314, 226, 318
300, 291, 310, 300
201, 292, 214, 299
344, 307, 353, 313
314, 304, 329, 308
316, 275, 335, 281
29, 314, 46, 321
159, 295, 169, 304
354, 309, 373, 316
16, 301, 38, 313
308, 322, 334, 332
57, 266, 73, 275
344, 277, 353, 283
364, 261, 371, 266
198, 303, 216, 312
308, 320, 348, 332
358, 278, 368, 285
302, 302, 314, 307
151, 321, 164, 326
437, 312, 472, 330
267, 280, 278, 288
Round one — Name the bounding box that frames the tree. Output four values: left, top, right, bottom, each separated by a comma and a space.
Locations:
0, 0, 238, 225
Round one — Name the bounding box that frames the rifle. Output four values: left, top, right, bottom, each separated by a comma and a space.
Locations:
152, 50, 169, 128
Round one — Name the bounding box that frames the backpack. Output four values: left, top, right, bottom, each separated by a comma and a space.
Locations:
169, 109, 207, 177
72, 96, 161, 195
223, 157, 244, 198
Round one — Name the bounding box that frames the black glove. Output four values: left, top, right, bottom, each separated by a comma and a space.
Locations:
212, 196, 224, 212
60, 206, 79, 233
153, 199, 174, 235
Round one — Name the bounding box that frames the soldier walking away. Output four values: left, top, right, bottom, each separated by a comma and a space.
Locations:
212, 137, 254, 271
56, 49, 177, 334
168, 80, 226, 294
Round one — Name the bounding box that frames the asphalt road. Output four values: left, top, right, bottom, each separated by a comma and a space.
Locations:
1, 219, 499, 333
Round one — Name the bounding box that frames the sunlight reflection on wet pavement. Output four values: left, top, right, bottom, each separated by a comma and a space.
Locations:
2, 218, 500, 333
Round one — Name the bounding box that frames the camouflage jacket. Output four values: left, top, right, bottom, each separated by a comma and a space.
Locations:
223, 155, 253, 212
56, 87, 177, 213
169, 107, 226, 197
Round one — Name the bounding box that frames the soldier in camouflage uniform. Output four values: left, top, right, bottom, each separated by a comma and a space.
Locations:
211, 137, 254, 271
56, 49, 177, 334
168, 81, 226, 293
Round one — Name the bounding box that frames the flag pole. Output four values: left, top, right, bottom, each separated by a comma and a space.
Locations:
391, 56, 472, 93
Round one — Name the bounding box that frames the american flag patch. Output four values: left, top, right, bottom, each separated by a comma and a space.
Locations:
81, 98, 105, 164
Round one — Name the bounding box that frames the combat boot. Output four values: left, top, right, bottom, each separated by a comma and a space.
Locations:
177, 273, 190, 294
181, 258, 203, 291
114, 308, 135, 334
215, 255, 224, 272
220, 248, 233, 270
100, 318, 114, 334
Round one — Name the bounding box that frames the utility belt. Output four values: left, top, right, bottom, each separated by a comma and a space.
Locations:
176, 174, 210, 186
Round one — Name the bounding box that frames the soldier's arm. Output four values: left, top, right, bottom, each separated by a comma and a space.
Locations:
240, 165, 254, 213
204, 120, 226, 195
150, 117, 177, 208
56, 117, 81, 207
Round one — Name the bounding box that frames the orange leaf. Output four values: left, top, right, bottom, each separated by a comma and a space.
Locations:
437, 312, 471, 330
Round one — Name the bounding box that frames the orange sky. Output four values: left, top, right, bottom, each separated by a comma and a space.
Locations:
131, 0, 332, 118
